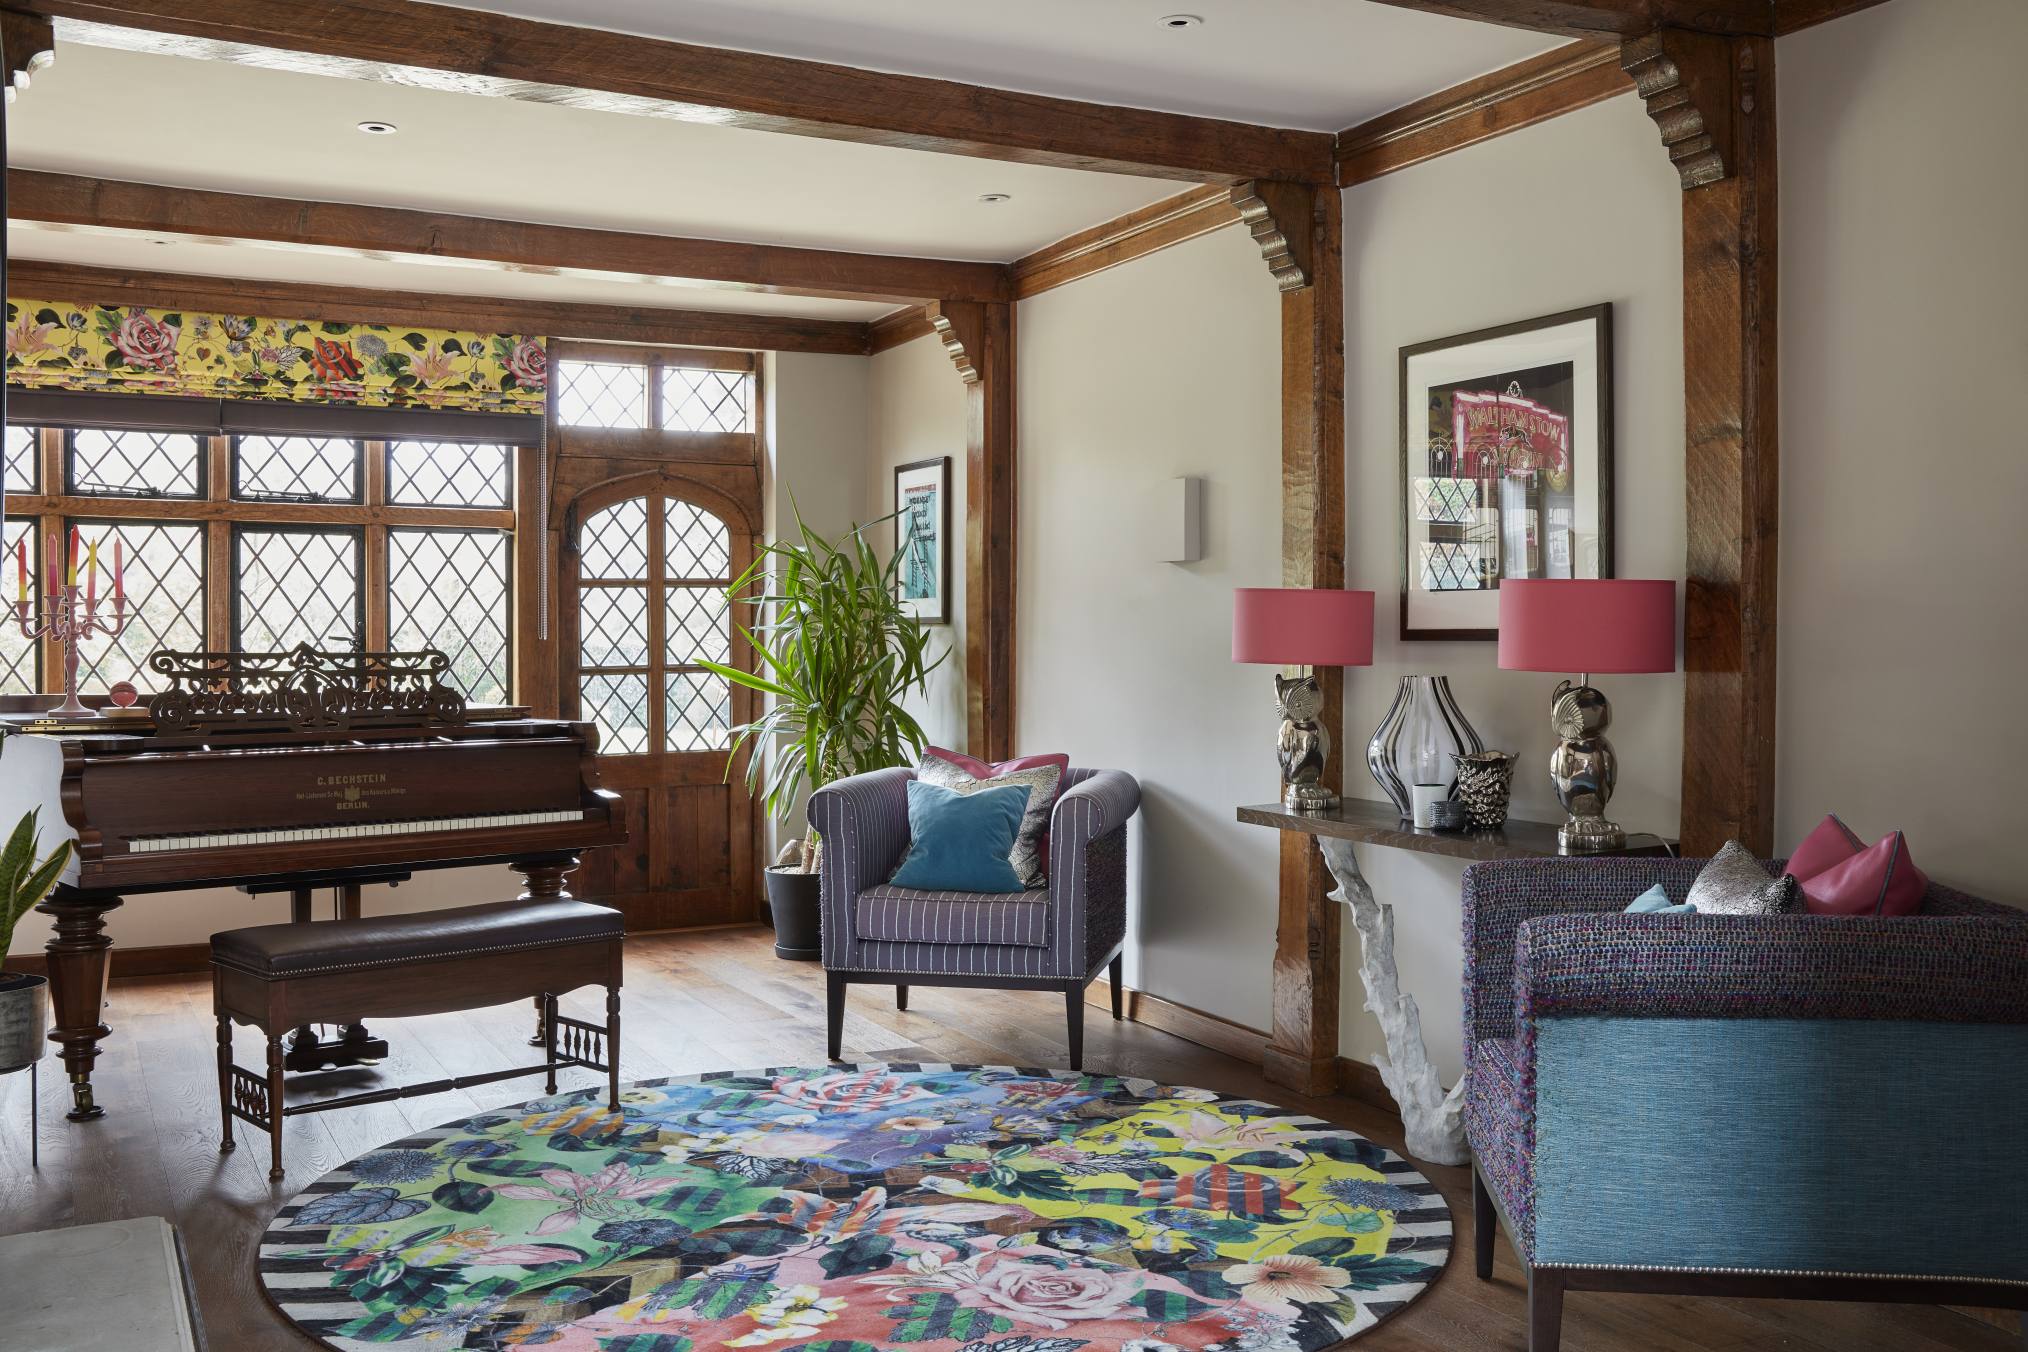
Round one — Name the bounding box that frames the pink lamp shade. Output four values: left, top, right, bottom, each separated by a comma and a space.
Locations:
1232, 588, 1375, 667
1497, 579, 1677, 674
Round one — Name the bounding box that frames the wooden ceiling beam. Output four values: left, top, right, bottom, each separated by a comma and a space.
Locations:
7, 170, 1010, 305
13, 0, 1336, 185
1336, 40, 1631, 185
5, 259, 877, 355
1358, 0, 1776, 38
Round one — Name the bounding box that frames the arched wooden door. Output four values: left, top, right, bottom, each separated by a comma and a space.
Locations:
562, 474, 758, 928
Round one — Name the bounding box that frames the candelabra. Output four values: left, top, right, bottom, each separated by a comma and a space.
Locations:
14, 529, 129, 719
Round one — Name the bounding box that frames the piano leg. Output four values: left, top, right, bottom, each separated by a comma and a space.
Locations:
512, 855, 580, 1047
36, 888, 123, 1122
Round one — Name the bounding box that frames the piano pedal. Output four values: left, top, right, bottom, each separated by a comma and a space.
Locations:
284, 1027, 391, 1074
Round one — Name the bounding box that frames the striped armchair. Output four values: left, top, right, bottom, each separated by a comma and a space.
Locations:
808, 766, 1140, 1070
1460, 856, 2028, 1351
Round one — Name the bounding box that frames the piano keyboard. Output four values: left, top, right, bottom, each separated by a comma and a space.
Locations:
127, 809, 589, 854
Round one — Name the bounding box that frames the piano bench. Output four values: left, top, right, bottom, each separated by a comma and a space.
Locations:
210, 897, 625, 1181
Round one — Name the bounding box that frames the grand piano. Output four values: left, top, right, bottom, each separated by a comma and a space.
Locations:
0, 645, 623, 1122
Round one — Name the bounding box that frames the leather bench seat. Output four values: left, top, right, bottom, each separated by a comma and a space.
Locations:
211, 898, 623, 979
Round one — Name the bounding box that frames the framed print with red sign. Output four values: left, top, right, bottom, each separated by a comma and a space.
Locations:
1398, 303, 1613, 640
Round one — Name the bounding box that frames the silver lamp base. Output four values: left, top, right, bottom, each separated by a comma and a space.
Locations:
1271, 670, 1337, 814
1283, 782, 1340, 813
1547, 676, 1626, 853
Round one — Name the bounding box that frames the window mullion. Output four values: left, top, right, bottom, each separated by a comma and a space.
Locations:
646, 495, 668, 754
365, 524, 389, 650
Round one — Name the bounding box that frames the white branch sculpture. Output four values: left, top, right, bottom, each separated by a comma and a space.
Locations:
1316, 836, 1469, 1166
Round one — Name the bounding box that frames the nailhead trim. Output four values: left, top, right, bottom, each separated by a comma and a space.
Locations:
212, 931, 619, 980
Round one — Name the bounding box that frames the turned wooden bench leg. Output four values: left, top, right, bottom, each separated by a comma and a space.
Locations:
605, 987, 621, 1112
215, 1014, 235, 1155
265, 1031, 287, 1181
543, 993, 559, 1096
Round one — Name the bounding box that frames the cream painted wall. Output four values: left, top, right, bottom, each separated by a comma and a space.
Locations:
866, 336, 969, 753
1777, 0, 2028, 907
1341, 96, 1685, 1082
1015, 226, 1283, 1011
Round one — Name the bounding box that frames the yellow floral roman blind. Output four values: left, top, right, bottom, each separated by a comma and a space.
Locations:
4, 297, 547, 416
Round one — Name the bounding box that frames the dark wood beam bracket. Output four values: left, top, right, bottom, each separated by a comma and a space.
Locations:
1229, 181, 1316, 292
1620, 27, 1737, 188
17, 0, 1335, 185
1361, 0, 1776, 39
2, 9, 55, 90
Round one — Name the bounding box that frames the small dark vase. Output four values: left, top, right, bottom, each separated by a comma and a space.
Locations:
763, 867, 823, 961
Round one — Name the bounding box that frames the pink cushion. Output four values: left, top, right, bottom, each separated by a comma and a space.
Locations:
1786, 815, 1928, 917
1786, 813, 1865, 883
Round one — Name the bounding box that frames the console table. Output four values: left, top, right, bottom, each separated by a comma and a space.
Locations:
1238, 798, 1670, 1164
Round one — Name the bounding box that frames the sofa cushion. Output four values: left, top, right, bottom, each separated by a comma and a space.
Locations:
854, 882, 1052, 948
917, 749, 1065, 887
888, 779, 1029, 893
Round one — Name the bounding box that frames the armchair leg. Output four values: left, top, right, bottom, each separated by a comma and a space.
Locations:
896, 984, 908, 1011
1064, 982, 1085, 1072
1108, 954, 1123, 1020
1528, 1268, 1564, 1352
1473, 1165, 1495, 1280
825, 972, 846, 1061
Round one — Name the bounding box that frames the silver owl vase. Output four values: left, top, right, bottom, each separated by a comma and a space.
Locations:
1273, 672, 1337, 811
1549, 679, 1624, 851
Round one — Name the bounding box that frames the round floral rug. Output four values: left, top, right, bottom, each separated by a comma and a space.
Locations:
261, 1064, 1451, 1351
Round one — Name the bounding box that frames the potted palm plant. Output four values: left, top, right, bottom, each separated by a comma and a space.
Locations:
1, 810, 72, 1073
697, 509, 944, 959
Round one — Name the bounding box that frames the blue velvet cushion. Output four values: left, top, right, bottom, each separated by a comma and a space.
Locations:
1626, 883, 1697, 915
889, 780, 1029, 893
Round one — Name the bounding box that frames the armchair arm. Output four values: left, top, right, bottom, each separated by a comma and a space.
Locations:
808, 767, 914, 969
1513, 910, 2028, 1026
1047, 770, 1141, 978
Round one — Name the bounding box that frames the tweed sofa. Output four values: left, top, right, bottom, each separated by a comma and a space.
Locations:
807, 765, 1140, 1069
1460, 855, 2028, 1352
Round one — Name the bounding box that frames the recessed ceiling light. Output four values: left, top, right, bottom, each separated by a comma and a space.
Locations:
356, 120, 399, 135
977, 192, 1012, 205
1158, 14, 1204, 28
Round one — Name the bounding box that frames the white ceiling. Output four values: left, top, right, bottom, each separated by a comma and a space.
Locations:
6, 2, 1557, 324
452, 0, 1557, 132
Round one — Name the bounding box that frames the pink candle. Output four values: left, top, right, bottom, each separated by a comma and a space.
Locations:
86, 538, 98, 608
14, 537, 24, 607
113, 538, 124, 601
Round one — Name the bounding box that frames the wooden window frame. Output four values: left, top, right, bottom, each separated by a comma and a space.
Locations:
3, 426, 520, 699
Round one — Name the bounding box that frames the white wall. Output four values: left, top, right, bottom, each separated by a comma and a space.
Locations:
1016, 226, 1283, 1011
1776, 0, 2028, 907
866, 336, 969, 752
1341, 96, 1686, 1081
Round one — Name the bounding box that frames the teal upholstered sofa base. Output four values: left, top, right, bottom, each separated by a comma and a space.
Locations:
1533, 1016, 2028, 1282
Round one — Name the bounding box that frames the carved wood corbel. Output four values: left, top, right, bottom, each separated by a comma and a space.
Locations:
1229, 181, 1315, 292
925, 299, 985, 384
1619, 26, 1741, 188
2, 10, 55, 101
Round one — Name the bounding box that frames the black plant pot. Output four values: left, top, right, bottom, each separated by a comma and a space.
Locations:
763, 867, 823, 961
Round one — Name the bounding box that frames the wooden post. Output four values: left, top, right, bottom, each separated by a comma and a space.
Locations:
1623, 29, 1779, 855
1236, 182, 1347, 1098
927, 299, 1017, 762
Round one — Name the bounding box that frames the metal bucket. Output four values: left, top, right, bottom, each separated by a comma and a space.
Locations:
0, 972, 49, 1074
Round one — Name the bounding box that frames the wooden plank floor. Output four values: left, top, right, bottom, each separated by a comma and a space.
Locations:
0, 925, 2016, 1351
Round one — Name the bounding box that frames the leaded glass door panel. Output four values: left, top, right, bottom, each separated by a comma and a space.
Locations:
563, 479, 757, 929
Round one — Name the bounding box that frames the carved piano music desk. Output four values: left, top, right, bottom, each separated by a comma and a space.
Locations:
0, 646, 624, 1122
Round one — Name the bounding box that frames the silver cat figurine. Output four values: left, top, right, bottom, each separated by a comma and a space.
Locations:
1274, 673, 1338, 811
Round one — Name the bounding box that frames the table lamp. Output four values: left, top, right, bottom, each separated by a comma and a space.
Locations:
1497, 579, 1676, 852
1232, 588, 1374, 811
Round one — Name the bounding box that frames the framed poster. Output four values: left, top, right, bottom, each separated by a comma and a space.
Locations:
893, 455, 951, 625
1398, 303, 1613, 640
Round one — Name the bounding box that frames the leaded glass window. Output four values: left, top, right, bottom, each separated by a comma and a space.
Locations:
232, 436, 361, 503
4, 426, 36, 495
661, 497, 732, 751
661, 367, 752, 433
557, 360, 648, 429
71, 520, 206, 691
234, 526, 363, 651
68, 429, 203, 498
389, 441, 511, 509
389, 528, 511, 706
0, 518, 36, 695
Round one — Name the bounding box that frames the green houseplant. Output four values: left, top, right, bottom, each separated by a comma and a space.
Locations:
696, 509, 945, 959
1, 810, 73, 1073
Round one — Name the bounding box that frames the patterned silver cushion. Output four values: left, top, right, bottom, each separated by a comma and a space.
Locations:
1686, 840, 1801, 916
916, 752, 1061, 888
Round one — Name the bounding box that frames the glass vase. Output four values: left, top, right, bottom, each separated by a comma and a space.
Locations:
1366, 675, 1484, 819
